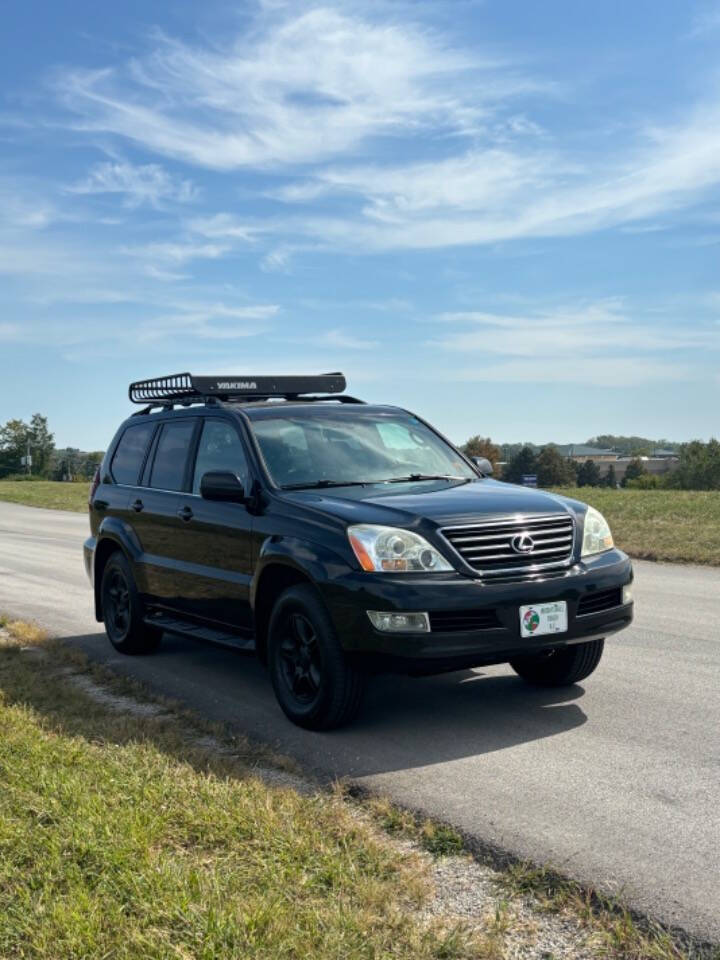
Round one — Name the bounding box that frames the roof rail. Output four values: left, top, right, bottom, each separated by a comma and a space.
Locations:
128, 372, 349, 405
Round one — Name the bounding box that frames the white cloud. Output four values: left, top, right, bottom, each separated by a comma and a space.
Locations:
270, 100, 720, 251
432, 302, 716, 356
188, 214, 262, 242
0, 323, 22, 340
0, 179, 58, 230
137, 301, 280, 343
428, 299, 718, 385
55, 8, 530, 170
67, 161, 197, 208
122, 241, 230, 264
260, 246, 295, 272
143, 264, 191, 282
445, 356, 693, 387
323, 328, 379, 350
45, 5, 720, 257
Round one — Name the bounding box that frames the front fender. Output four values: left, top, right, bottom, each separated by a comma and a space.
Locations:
251, 535, 355, 605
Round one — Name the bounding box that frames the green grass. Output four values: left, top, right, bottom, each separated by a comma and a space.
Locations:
0, 480, 720, 566
0, 480, 89, 512
554, 488, 720, 566
1, 481, 718, 565
0, 623, 475, 960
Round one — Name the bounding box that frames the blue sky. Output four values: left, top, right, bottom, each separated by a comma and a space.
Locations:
2, 0, 720, 449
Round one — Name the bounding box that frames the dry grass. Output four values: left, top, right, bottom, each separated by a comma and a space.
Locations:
358, 794, 715, 960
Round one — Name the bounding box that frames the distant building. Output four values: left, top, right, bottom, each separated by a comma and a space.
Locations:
555, 444, 618, 463
612, 455, 679, 482
552, 443, 680, 482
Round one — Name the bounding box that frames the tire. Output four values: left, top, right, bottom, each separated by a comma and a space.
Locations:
510, 638, 604, 687
267, 584, 366, 730
101, 551, 162, 655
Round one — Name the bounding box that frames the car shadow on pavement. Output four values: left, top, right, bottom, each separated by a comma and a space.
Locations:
58, 629, 590, 781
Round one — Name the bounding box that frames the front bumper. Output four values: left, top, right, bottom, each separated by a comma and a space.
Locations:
322, 548, 633, 669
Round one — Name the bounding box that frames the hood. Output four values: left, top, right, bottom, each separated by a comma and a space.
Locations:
280, 478, 580, 530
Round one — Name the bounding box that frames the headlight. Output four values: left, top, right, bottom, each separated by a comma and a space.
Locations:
347, 524, 453, 573
581, 507, 614, 557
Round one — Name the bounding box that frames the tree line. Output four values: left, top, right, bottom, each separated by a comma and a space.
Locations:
462, 435, 720, 490
0, 415, 103, 481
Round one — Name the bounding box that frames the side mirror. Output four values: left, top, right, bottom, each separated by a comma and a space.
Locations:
200, 471, 246, 502
472, 457, 493, 476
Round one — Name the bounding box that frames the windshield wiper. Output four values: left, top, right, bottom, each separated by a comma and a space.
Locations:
385, 474, 469, 484
281, 480, 369, 490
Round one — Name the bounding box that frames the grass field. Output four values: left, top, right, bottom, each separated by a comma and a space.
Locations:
555, 488, 720, 566
1, 480, 718, 566
0, 619, 474, 960
0, 480, 89, 512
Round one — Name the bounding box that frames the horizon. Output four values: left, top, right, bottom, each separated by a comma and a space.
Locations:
2, 0, 720, 449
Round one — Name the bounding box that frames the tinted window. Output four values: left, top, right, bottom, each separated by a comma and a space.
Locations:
192, 420, 249, 494
149, 421, 196, 492
249, 413, 475, 488
111, 423, 154, 486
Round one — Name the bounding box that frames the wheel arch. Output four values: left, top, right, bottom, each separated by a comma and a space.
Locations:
252, 562, 316, 665
93, 519, 143, 622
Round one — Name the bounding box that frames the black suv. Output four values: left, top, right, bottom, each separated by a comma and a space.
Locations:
84, 373, 633, 729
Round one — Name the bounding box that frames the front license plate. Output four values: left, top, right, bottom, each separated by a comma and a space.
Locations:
519, 601, 568, 638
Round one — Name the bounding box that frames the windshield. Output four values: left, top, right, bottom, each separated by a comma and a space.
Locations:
249, 412, 476, 489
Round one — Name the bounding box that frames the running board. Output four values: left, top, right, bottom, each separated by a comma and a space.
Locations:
144, 613, 256, 652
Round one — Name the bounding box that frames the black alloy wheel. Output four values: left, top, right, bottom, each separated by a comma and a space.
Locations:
268, 584, 366, 730
278, 612, 323, 705
104, 566, 131, 640
101, 551, 161, 655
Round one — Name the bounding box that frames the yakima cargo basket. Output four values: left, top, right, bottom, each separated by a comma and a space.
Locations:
129, 372, 347, 404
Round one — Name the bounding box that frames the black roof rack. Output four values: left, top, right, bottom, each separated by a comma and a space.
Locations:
128, 372, 351, 405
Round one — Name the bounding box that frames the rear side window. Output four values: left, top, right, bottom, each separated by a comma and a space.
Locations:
150, 421, 196, 492
192, 419, 249, 494
110, 423, 154, 486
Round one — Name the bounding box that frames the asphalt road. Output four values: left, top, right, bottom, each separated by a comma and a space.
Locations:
0, 500, 718, 943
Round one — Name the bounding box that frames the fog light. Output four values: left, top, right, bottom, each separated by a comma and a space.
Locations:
367, 611, 431, 633
622, 584, 633, 604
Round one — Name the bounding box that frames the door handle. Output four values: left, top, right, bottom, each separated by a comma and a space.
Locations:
177, 506, 194, 522
131, 499, 144, 513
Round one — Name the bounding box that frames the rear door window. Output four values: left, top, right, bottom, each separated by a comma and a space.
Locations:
192, 419, 249, 494
110, 422, 154, 486
149, 420, 196, 492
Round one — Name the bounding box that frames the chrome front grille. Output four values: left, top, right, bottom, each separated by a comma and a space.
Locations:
441, 514, 575, 576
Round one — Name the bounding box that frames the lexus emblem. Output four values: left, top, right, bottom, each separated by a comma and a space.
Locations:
511, 532, 535, 554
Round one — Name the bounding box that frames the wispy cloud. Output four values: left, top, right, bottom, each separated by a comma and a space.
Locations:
688, 4, 720, 36
54, 8, 531, 170
67, 161, 197, 208
323, 328, 380, 350
272, 101, 720, 251
429, 299, 718, 385
122, 241, 230, 264
42, 5, 720, 258
0, 323, 22, 341
445, 356, 693, 388
188, 214, 263, 242
138, 301, 280, 342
